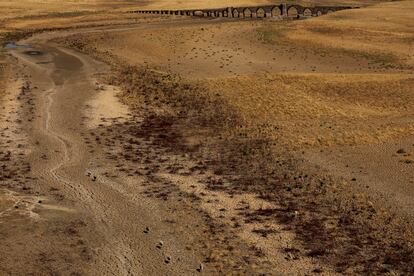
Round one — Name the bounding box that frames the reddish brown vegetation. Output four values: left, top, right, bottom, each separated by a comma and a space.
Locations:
104, 65, 414, 274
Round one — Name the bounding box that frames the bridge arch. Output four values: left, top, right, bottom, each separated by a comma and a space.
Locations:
256, 8, 265, 18
287, 6, 298, 17
243, 8, 252, 18
327, 9, 334, 14
232, 9, 239, 17
316, 10, 322, 16
271, 6, 281, 17
194, 10, 203, 16
303, 8, 312, 16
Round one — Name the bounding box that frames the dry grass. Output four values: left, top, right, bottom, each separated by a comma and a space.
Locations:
259, 1, 414, 69
54, 1, 414, 272
63, 23, 414, 269
0, 0, 394, 45
1, 0, 413, 273
207, 73, 414, 149
102, 64, 414, 275
0, 0, 374, 25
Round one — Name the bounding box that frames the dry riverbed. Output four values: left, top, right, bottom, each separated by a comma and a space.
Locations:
1, 0, 414, 274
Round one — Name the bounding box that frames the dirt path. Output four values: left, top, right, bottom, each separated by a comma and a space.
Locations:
3, 41, 208, 274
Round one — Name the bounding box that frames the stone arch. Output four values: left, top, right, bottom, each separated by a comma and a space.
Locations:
194, 10, 203, 16
303, 8, 312, 16
287, 6, 298, 17
243, 8, 252, 18
256, 8, 265, 18
327, 9, 334, 14
271, 6, 281, 17
232, 9, 239, 17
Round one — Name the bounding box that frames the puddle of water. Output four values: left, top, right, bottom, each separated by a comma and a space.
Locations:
4, 42, 32, 49
24, 51, 43, 56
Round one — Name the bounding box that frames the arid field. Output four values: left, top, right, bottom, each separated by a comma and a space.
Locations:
0, 0, 413, 275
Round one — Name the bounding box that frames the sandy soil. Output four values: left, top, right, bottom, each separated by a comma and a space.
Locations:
304, 138, 414, 219
1, 42, 213, 275
0, 0, 414, 274
62, 22, 392, 78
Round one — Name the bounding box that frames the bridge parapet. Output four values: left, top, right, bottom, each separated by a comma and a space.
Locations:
128, 4, 355, 19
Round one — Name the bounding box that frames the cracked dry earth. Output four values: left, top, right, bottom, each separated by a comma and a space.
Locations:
1, 44, 223, 274
0, 36, 324, 274
1, 22, 414, 276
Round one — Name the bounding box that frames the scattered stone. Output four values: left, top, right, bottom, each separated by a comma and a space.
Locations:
157, 241, 164, 249
285, 252, 297, 260
397, 148, 406, 154
313, 268, 323, 273
196, 263, 204, 272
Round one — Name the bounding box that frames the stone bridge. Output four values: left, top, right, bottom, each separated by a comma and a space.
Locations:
128, 4, 355, 19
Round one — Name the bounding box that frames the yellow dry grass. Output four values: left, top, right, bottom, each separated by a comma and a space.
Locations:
49, 0, 413, 152
0, 1, 413, 274
222, 0, 414, 149
0, 0, 388, 30
260, 0, 414, 68
207, 73, 414, 149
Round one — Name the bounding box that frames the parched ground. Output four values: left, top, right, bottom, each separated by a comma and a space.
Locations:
1, 0, 414, 275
